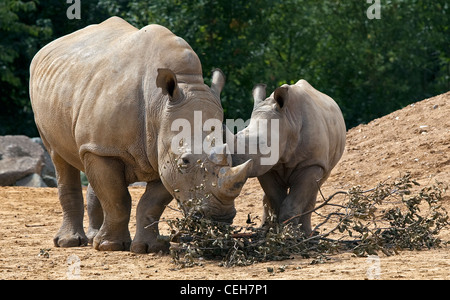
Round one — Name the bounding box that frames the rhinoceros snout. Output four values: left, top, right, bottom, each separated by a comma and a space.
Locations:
199, 203, 236, 224
210, 210, 236, 224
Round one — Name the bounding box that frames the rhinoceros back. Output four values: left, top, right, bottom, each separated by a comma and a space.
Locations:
30, 17, 203, 176
283, 80, 346, 173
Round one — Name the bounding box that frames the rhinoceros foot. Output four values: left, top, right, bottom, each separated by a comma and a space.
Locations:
94, 240, 131, 251
92, 224, 131, 251
92, 228, 131, 251
130, 237, 170, 254
53, 230, 88, 248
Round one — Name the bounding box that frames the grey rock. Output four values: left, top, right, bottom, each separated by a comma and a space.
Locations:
42, 175, 58, 187
0, 135, 45, 186
15, 173, 48, 187
129, 181, 147, 187
30, 137, 56, 178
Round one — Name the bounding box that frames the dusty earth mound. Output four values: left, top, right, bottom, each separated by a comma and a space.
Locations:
0, 92, 449, 280
330, 91, 450, 189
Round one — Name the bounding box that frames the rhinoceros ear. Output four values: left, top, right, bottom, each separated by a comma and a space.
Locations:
211, 68, 225, 98
252, 84, 266, 109
156, 68, 182, 101
273, 86, 289, 110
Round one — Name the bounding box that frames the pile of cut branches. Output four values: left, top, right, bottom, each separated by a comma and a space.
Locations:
168, 173, 449, 268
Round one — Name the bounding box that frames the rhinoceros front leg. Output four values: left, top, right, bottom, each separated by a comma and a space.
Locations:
52, 152, 88, 247
279, 166, 325, 235
131, 180, 173, 254
257, 171, 288, 225
84, 153, 132, 251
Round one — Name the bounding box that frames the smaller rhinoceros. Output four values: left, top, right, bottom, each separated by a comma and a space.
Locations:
228, 80, 346, 234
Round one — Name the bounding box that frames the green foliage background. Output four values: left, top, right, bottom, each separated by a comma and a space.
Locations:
1, 0, 449, 136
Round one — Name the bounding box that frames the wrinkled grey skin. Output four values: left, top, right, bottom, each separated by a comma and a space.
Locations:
30, 17, 251, 253
228, 80, 346, 234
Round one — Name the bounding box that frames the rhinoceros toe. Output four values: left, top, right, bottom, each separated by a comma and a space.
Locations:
94, 240, 130, 251
130, 238, 170, 254
53, 232, 88, 248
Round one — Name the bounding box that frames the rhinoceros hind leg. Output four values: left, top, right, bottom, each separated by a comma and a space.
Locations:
84, 153, 132, 251
52, 153, 88, 247
131, 180, 173, 254
86, 183, 103, 244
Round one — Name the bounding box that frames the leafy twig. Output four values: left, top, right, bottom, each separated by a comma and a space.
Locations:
168, 173, 449, 267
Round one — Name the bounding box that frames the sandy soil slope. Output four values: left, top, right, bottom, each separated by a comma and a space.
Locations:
0, 92, 449, 280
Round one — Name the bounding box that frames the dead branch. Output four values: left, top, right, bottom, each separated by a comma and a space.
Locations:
25, 224, 46, 227
282, 190, 348, 224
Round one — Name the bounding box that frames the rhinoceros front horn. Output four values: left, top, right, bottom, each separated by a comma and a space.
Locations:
217, 159, 253, 199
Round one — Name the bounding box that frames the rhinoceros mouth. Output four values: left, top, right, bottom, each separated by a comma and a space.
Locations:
210, 214, 235, 225
202, 201, 236, 224
188, 197, 236, 224
182, 205, 235, 225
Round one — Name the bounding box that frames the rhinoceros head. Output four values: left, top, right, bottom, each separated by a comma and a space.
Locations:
155, 68, 252, 223
226, 84, 286, 177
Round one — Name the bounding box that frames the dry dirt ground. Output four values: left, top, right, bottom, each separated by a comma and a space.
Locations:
1, 92, 449, 280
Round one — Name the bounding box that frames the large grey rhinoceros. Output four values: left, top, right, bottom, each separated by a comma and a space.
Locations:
29, 17, 252, 253
227, 80, 346, 234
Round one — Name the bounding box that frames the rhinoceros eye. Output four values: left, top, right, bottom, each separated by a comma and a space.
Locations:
177, 153, 192, 168
181, 153, 191, 164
